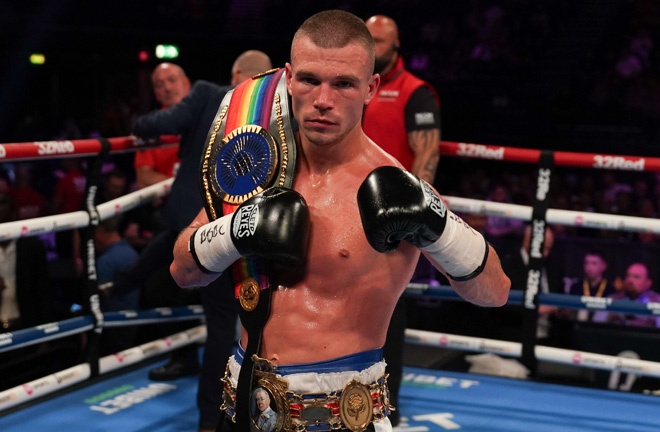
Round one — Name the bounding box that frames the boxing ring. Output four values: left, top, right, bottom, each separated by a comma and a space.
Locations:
1, 137, 660, 431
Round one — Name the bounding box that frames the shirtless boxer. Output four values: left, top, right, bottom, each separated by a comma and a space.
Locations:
171, 10, 510, 432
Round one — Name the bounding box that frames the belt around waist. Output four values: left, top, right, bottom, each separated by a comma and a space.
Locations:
222, 349, 393, 431
233, 343, 384, 374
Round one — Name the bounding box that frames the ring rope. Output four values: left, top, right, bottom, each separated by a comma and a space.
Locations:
0, 305, 204, 354
3, 187, 655, 247
407, 283, 660, 317
0, 316, 94, 353
0, 178, 173, 241
405, 328, 660, 379
441, 141, 660, 172
1, 136, 656, 171
0, 325, 206, 412
103, 305, 205, 327
0, 135, 179, 162
445, 196, 660, 234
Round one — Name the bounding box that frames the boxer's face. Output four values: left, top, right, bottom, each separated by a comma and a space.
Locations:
286, 35, 379, 148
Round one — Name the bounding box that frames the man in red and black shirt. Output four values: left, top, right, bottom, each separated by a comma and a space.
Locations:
363, 15, 440, 185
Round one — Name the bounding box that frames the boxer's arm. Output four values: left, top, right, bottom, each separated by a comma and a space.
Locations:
171, 208, 221, 288
171, 188, 310, 288
423, 243, 510, 307
358, 166, 510, 307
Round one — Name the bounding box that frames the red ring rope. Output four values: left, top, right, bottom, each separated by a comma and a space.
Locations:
441, 141, 660, 172
0, 135, 179, 162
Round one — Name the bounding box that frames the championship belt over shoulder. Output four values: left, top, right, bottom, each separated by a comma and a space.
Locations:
201, 67, 296, 218
199, 67, 297, 430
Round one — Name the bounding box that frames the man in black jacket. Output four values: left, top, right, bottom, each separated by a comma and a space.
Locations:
130, 50, 272, 432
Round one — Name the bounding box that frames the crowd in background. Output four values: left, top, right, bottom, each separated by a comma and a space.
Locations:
3, 0, 660, 154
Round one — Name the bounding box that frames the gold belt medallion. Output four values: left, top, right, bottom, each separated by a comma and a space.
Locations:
239, 278, 260, 311
251, 356, 291, 431
339, 380, 373, 432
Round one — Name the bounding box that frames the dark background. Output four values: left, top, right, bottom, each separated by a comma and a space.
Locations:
2, 0, 660, 155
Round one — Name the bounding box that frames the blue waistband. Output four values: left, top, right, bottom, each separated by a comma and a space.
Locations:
233, 343, 383, 375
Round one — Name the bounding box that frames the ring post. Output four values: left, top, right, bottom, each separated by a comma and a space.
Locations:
521, 149, 554, 375
81, 137, 111, 377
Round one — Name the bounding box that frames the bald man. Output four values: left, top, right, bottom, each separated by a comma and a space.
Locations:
152, 62, 191, 109
593, 263, 660, 327
134, 63, 191, 190
231, 49, 273, 86
363, 15, 442, 426
131, 50, 272, 432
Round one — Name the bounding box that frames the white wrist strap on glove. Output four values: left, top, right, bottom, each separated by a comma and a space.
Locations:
188, 214, 241, 274
421, 210, 489, 281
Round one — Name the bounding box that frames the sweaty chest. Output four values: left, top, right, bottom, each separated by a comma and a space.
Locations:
303, 187, 368, 266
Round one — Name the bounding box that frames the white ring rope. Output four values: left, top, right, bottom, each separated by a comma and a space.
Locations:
446, 196, 660, 234
0, 325, 206, 411
6, 188, 655, 243
406, 328, 660, 379
0, 178, 173, 241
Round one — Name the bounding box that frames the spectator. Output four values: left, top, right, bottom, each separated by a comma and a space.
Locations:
50, 157, 87, 308
602, 172, 633, 210
636, 198, 659, 243
9, 163, 45, 220
134, 63, 190, 190
98, 168, 130, 203
98, 167, 155, 252
567, 250, 617, 322
94, 216, 140, 354
593, 262, 660, 328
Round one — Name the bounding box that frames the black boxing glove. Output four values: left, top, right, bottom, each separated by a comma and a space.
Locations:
357, 166, 488, 281
189, 187, 310, 273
